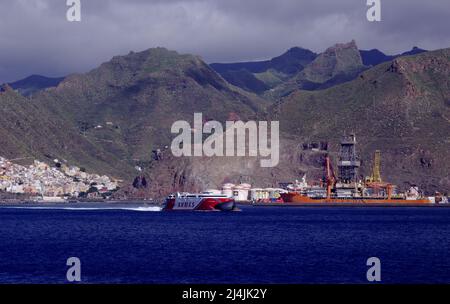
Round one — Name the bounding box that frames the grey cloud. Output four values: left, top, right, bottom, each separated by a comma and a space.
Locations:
0, 0, 449, 83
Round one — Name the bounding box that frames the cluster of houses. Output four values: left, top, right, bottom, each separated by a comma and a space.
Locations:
0, 156, 118, 199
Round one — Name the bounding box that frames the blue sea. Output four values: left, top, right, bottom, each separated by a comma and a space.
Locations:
0, 203, 449, 284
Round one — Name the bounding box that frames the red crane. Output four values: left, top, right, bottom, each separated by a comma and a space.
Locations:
325, 155, 336, 199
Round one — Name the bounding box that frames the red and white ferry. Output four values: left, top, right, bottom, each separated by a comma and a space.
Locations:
163, 191, 236, 211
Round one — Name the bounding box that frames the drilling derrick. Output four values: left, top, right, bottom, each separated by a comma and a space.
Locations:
337, 133, 361, 184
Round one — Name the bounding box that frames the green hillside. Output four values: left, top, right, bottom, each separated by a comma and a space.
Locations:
0, 84, 132, 178
1, 48, 265, 182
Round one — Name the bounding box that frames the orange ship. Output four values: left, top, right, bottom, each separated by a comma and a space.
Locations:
279, 134, 432, 206
279, 192, 431, 206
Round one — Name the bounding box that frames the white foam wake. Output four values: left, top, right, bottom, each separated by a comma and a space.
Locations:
0, 206, 162, 212
122, 206, 162, 212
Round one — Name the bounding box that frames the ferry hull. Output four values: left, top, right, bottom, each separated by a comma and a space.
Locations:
215, 200, 236, 211
163, 196, 235, 211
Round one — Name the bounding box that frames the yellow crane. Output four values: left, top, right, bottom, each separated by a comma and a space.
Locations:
370, 150, 382, 183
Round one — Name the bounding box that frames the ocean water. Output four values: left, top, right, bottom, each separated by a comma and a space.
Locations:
0, 203, 449, 284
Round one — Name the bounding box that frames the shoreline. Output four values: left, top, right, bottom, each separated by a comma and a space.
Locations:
1, 199, 449, 208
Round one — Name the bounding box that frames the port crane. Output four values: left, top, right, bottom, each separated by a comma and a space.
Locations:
325, 155, 336, 199
365, 150, 393, 199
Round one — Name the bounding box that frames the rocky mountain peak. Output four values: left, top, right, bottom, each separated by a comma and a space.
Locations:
298, 40, 365, 84
326, 40, 358, 53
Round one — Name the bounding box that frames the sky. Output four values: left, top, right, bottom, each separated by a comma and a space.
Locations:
0, 0, 449, 83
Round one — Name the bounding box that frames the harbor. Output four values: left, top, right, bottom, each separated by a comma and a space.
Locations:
1, 134, 449, 208
175, 133, 449, 209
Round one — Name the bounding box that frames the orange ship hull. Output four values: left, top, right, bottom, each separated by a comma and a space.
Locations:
280, 192, 431, 205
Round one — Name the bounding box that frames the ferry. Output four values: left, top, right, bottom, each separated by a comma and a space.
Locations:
163, 191, 236, 211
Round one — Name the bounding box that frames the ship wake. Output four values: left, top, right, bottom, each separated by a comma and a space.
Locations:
1, 206, 163, 212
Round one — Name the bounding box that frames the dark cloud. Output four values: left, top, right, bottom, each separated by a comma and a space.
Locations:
0, 0, 449, 83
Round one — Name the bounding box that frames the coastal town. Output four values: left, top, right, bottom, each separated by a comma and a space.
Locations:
0, 156, 118, 201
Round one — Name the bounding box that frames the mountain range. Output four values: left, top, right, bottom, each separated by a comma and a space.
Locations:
360, 46, 427, 66
8, 45, 427, 98
1, 42, 448, 196
211, 43, 427, 96
8, 75, 64, 97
